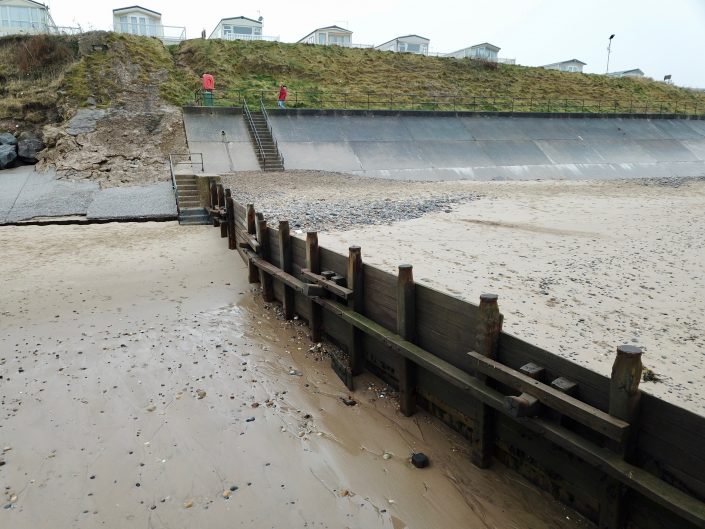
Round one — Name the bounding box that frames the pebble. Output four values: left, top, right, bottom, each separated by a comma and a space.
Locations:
411, 452, 429, 469
341, 397, 357, 406
222, 490, 231, 499
183, 501, 193, 509
146, 404, 156, 412
246, 417, 255, 422
383, 452, 392, 460
196, 389, 206, 400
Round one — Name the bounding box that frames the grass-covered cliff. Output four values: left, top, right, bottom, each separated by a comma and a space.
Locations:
2, 32, 704, 128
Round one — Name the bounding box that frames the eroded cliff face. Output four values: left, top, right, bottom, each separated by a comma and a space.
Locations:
34, 32, 188, 187
1, 32, 190, 187
37, 105, 186, 187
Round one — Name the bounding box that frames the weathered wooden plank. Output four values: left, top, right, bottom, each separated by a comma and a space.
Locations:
301, 269, 353, 299
468, 351, 630, 443
494, 415, 602, 520
498, 332, 610, 411
267, 228, 281, 268
319, 247, 348, 277
243, 248, 308, 293
415, 284, 478, 372
292, 235, 307, 271
363, 266, 397, 331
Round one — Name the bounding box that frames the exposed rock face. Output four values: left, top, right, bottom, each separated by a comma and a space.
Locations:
65, 109, 106, 136
0, 132, 17, 146
37, 105, 187, 187
0, 144, 17, 169
17, 131, 44, 163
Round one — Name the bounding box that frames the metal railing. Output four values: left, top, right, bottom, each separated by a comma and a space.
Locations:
168, 153, 204, 214
219, 33, 279, 42
243, 100, 267, 168
0, 24, 82, 37
259, 98, 284, 169
193, 89, 704, 116
113, 24, 186, 43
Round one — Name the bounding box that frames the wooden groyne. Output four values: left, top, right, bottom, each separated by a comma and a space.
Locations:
207, 180, 705, 529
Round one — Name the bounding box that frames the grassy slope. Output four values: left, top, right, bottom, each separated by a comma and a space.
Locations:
2, 34, 704, 128
173, 39, 705, 110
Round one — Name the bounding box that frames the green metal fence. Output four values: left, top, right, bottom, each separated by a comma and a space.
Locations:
192, 89, 704, 116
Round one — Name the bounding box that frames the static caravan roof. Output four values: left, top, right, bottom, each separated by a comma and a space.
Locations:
470, 42, 500, 51
214, 16, 262, 25
376, 34, 430, 48
298, 25, 352, 42
113, 5, 161, 16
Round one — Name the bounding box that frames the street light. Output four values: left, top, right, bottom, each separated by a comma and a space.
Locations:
606, 34, 615, 74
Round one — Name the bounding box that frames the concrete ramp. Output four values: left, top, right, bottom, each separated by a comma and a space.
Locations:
183, 107, 259, 173
268, 111, 705, 181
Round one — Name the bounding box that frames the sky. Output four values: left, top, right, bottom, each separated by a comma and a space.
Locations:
44, 0, 705, 89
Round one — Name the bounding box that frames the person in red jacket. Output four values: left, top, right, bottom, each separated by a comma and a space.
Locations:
201, 73, 215, 106
277, 84, 287, 109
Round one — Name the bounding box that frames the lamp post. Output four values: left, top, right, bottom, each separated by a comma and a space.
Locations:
606, 34, 615, 74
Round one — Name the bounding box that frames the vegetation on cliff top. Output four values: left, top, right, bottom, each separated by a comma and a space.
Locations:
1, 32, 704, 128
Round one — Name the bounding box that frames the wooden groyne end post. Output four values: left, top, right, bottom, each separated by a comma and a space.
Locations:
471, 293, 502, 469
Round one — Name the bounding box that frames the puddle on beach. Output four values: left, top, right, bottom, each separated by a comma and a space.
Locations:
0, 222, 587, 528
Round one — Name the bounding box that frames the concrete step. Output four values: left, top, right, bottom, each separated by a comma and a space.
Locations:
179, 201, 202, 207
178, 190, 199, 196
179, 208, 210, 225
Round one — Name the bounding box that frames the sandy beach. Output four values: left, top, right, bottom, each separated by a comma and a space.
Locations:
0, 222, 586, 529
222, 172, 705, 416
318, 178, 705, 415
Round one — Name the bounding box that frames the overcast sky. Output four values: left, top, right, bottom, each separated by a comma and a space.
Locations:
45, 0, 705, 89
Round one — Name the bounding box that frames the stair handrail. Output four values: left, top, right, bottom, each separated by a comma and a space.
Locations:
259, 97, 285, 169
243, 99, 266, 168
168, 153, 181, 214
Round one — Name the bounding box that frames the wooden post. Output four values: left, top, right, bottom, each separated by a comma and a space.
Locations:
306, 232, 322, 342
347, 246, 364, 376
216, 183, 225, 208
246, 204, 256, 235
397, 264, 416, 417
609, 345, 643, 430
245, 208, 259, 283
209, 180, 217, 208
471, 293, 502, 469
220, 206, 228, 238
599, 345, 643, 529
278, 221, 294, 320
225, 191, 236, 250
255, 217, 273, 301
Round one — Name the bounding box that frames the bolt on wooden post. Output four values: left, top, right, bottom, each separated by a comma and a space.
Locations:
278, 220, 294, 320
599, 345, 643, 529
347, 246, 364, 376
471, 293, 502, 469
306, 232, 322, 342
397, 264, 416, 417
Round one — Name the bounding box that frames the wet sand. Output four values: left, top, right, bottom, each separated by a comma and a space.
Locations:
0, 222, 586, 529
317, 178, 705, 416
